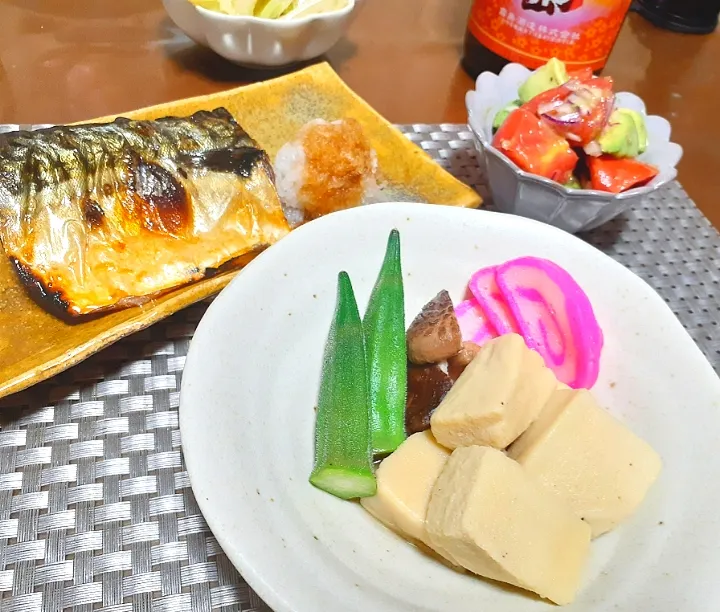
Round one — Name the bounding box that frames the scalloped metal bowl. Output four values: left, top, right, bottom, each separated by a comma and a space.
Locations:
466, 63, 684, 234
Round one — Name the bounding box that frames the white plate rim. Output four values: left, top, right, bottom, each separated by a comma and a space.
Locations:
179, 202, 720, 612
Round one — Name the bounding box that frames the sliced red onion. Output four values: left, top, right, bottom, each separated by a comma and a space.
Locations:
568, 92, 594, 116
541, 111, 581, 128
556, 102, 577, 116
537, 100, 564, 115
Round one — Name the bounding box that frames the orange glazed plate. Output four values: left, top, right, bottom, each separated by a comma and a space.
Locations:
0, 62, 481, 401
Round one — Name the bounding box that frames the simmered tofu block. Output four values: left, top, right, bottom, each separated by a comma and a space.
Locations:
430, 334, 557, 450
507, 388, 662, 538
426, 446, 591, 606
360, 431, 450, 544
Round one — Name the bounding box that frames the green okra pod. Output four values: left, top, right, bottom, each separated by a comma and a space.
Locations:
309, 271, 376, 499
364, 229, 408, 456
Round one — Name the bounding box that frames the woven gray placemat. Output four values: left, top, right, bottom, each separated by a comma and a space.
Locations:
0, 123, 718, 612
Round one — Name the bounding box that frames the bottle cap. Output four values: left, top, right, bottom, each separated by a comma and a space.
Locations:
632, 0, 720, 35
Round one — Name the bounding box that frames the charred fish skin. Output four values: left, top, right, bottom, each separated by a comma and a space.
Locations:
10, 256, 72, 320
0, 108, 290, 319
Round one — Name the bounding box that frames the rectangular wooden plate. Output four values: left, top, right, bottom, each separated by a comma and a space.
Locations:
0, 62, 481, 401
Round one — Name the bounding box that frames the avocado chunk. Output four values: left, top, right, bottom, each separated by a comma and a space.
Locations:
518, 58, 570, 104
564, 175, 582, 189
492, 100, 521, 132
625, 109, 648, 154
598, 108, 648, 158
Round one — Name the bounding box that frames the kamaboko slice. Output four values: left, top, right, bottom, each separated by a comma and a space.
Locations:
467, 266, 520, 335
454, 299, 497, 346
495, 256, 603, 389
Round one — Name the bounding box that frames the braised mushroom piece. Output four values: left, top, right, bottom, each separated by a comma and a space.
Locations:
448, 341, 482, 381
405, 364, 454, 435
406, 290, 463, 365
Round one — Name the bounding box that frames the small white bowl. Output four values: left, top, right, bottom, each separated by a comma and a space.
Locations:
466, 63, 684, 234
163, 0, 358, 67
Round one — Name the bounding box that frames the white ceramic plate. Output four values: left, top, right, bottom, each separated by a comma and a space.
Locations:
180, 203, 720, 612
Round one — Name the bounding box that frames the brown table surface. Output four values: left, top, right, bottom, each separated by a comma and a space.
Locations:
0, 0, 718, 228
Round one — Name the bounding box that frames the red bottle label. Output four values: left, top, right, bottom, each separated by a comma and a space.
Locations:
467, 0, 632, 70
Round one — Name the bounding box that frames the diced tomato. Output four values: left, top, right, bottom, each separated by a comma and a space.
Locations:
523, 75, 614, 146
584, 75, 614, 92
588, 155, 659, 193
522, 84, 572, 116
492, 108, 579, 184
567, 67, 593, 81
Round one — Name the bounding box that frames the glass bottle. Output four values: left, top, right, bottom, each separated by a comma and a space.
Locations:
462, 0, 633, 79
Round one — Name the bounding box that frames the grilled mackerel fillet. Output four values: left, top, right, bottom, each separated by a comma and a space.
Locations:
0, 108, 290, 318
